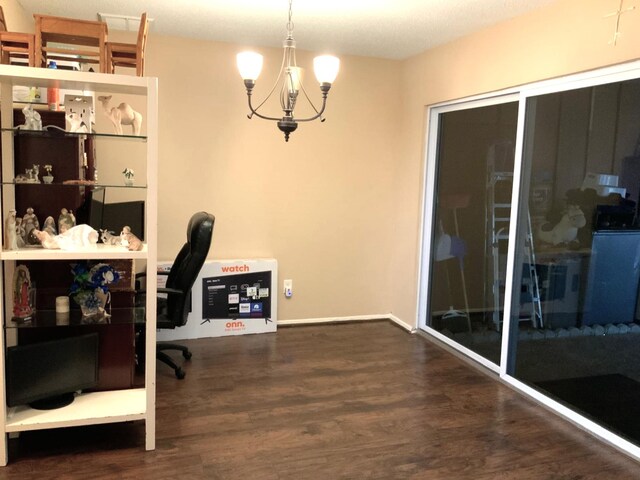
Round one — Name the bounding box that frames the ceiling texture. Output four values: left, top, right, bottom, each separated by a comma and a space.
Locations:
17, 0, 558, 59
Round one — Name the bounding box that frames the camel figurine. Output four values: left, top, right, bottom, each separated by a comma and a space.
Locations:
97, 95, 142, 136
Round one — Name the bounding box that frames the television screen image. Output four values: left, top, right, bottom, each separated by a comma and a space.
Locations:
202, 271, 272, 320
6, 333, 99, 410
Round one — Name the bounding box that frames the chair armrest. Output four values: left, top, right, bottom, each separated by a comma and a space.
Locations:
137, 287, 182, 296
136, 270, 170, 280
135, 270, 169, 290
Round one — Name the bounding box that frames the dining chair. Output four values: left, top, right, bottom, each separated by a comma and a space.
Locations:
0, 6, 35, 67
107, 13, 148, 76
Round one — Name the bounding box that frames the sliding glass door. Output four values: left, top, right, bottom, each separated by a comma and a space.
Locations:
421, 96, 518, 366
421, 61, 640, 457
507, 76, 640, 447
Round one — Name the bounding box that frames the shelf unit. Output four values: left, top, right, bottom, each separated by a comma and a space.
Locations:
0, 64, 157, 465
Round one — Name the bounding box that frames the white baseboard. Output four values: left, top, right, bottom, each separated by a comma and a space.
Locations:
278, 314, 416, 333
387, 314, 417, 333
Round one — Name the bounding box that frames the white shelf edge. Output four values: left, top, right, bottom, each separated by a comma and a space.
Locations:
0, 244, 148, 260
0, 64, 151, 96
5, 388, 147, 432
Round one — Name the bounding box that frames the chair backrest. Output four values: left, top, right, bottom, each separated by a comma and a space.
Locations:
137, 12, 149, 58
0, 7, 7, 33
164, 211, 215, 326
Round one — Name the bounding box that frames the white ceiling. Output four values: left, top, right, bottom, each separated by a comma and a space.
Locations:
17, 0, 558, 60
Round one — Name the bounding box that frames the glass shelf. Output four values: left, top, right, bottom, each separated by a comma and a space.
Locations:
6, 306, 145, 328
0, 127, 146, 141
0, 181, 147, 189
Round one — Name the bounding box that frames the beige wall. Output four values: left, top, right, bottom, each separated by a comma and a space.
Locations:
0, 2, 403, 322
1, 0, 32, 32
391, 0, 640, 326
139, 34, 401, 320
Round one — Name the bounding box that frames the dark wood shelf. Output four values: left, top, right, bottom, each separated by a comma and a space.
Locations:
7, 307, 145, 328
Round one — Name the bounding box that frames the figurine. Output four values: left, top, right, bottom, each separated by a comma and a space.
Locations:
13, 265, 34, 318
33, 224, 99, 250
22, 207, 40, 238
58, 208, 76, 233
42, 164, 54, 184
15, 217, 26, 248
43, 216, 57, 236
14, 165, 40, 184
65, 112, 89, 133
120, 226, 143, 251
100, 229, 121, 246
4, 209, 18, 250
31, 164, 40, 183
18, 104, 42, 131
97, 95, 142, 136
122, 168, 134, 186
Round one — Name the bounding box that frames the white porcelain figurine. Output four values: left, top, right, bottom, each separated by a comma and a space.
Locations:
97, 95, 142, 136
4, 210, 18, 250
19, 104, 42, 131
99, 229, 121, 246
58, 208, 76, 234
65, 112, 89, 133
33, 224, 99, 250
120, 226, 143, 251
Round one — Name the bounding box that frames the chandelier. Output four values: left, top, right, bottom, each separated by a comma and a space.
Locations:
236, 0, 340, 142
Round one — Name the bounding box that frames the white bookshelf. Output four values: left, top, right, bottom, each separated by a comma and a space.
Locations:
0, 65, 158, 465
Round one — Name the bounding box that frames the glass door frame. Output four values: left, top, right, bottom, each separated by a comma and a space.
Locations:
417, 91, 520, 374
417, 59, 640, 460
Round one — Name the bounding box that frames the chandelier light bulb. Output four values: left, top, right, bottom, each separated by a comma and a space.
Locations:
313, 55, 340, 85
286, 66, 303, 93
237, 51, 264, 81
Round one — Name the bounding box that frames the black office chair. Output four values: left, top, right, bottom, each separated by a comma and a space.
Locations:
144, 211, 215, 379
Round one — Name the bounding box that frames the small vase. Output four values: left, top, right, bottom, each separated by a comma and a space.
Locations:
124, 177, 134, 186
77, 290, 101, 317
80, 303, 100, 317
42, 175, 54, 184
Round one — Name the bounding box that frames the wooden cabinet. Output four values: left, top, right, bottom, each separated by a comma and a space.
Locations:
0, 65, 157, 465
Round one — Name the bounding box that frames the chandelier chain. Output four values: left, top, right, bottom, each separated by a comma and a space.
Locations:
286, 0, 294, 37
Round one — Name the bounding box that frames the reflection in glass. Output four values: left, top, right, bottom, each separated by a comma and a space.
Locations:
428, 102, 518, 364
509, 78, 640, 446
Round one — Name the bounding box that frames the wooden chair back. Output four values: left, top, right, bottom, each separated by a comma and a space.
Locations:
136, 13, 149, 74
0, 7, 7, 32
0, 6, 35, 67
107, 12, 148, 76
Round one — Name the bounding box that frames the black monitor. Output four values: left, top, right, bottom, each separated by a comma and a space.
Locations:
102, 200, 145, 241
75, 186, 105, 231
6, 333, 99, 410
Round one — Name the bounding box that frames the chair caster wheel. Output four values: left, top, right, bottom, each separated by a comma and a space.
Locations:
175, 368, 186, 379
183, 351, 192, 360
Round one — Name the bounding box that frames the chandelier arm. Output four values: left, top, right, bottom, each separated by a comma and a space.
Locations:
251, 52, 288, 114
298, 81, 323, 117
295, 94, 328, 123
247, 93, 285, 122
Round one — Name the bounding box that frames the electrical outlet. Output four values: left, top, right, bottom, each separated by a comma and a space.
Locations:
284, 279, 293, 298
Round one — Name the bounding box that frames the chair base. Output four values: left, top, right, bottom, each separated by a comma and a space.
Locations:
157, 342, 192, 379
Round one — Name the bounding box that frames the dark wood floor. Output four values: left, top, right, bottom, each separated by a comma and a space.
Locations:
1, 321, 640, 479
